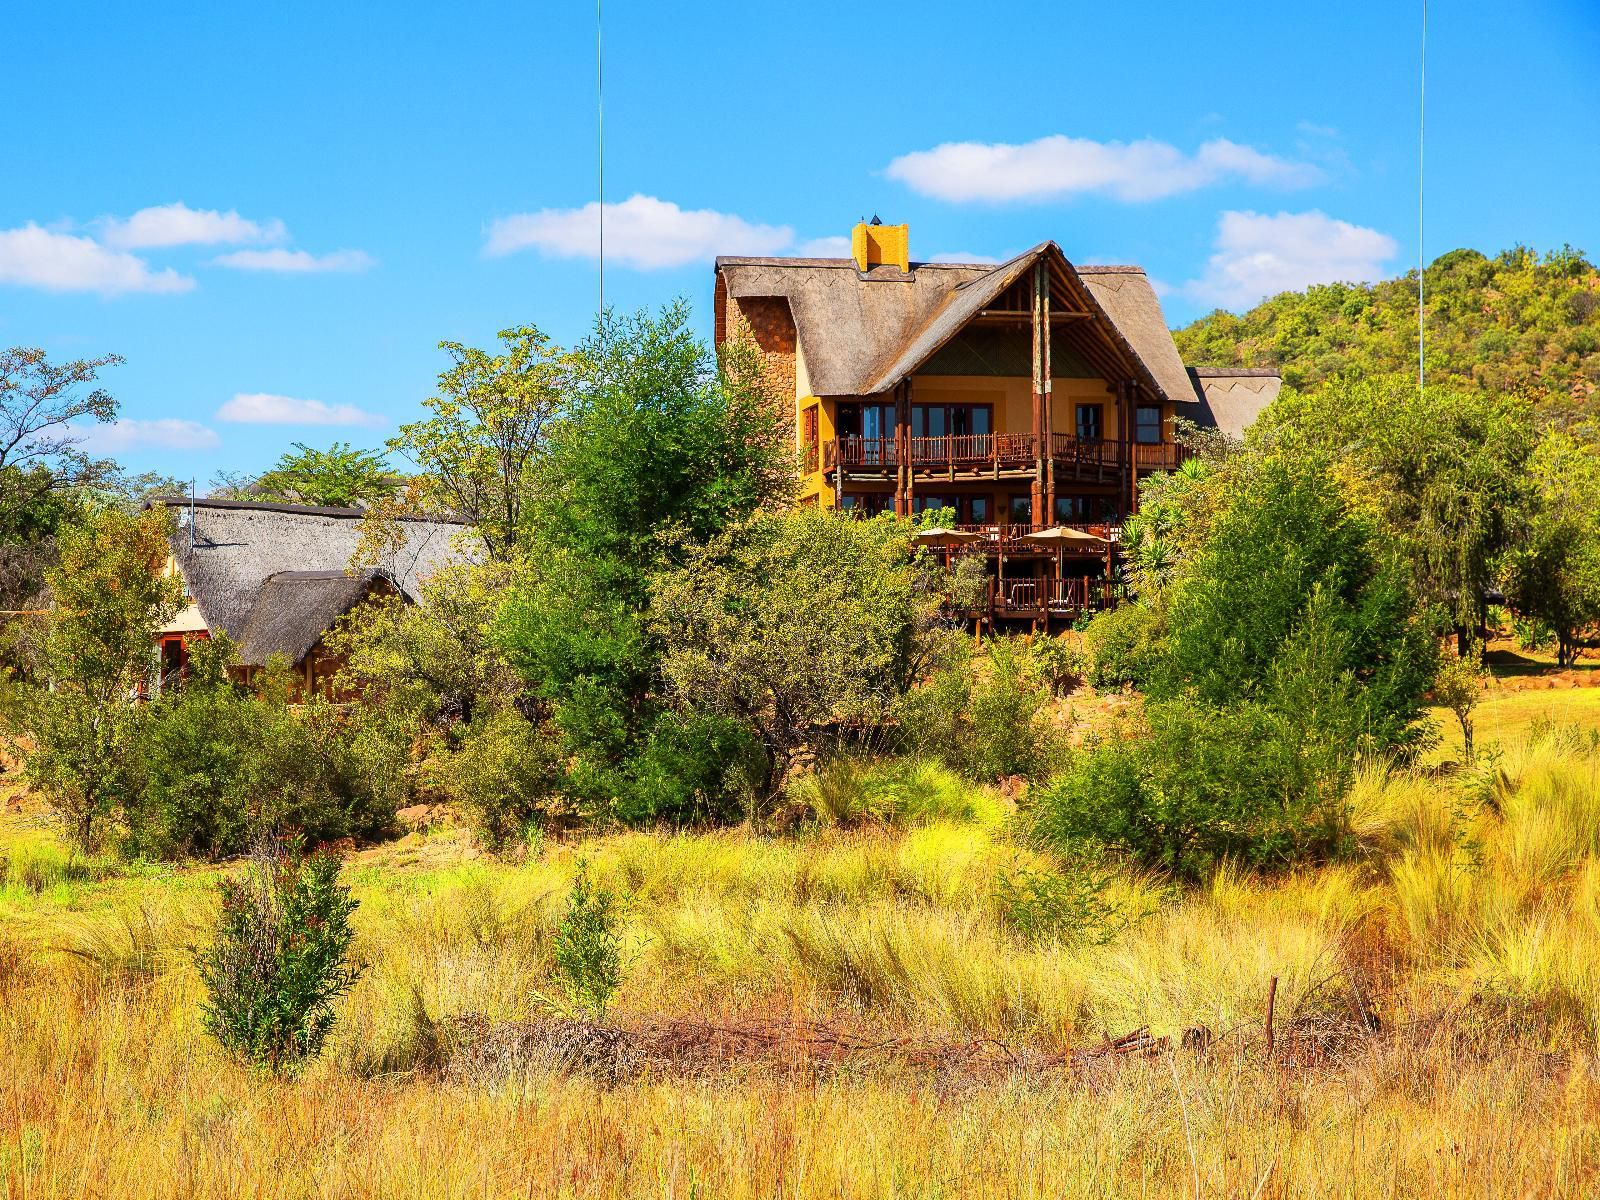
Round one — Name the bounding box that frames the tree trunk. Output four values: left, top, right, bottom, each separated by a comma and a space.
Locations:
1462, 717, 1475, 763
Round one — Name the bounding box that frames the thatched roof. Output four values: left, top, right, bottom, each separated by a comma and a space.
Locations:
236, 570, 390, 667
716, 243, 1196, 404
149, 497, 475, 666
1187, 368, 1282, 439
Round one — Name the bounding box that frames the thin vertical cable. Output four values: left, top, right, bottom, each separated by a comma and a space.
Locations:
596, 0, 605, 319
1418, 0, 1427, 393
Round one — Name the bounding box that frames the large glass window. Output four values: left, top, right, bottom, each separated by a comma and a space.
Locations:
1055, 495, 1112, 524
841, 493, 893, 516
837, 403, 894, 439
914, 494, 991, 524
1135, 405, 1163, 445
1076, 404, 1104, 441
912, 404, 992, 438
1008, 494, 1033, 525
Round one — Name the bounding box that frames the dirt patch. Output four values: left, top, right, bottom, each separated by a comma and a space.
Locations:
443, 1014, 1223, 1090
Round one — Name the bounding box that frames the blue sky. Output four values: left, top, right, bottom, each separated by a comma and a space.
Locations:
5, 0, 1597, 480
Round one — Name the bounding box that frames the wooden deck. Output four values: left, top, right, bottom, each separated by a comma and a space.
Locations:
823, 433, 1188, 479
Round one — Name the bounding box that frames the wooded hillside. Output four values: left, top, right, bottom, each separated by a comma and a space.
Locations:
1173, 246, 1600, 408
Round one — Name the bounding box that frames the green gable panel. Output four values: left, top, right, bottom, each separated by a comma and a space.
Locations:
918, 327, 1098, 378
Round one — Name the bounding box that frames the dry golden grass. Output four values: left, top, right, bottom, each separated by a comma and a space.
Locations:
9, 725, 1600, 1196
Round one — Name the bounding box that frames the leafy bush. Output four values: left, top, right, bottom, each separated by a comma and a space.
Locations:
994, 866, 1137, 946
551, 862, 623, 1018
433, 709, 563, 849
126, 654, 404, 861
962, 639, 1059, 780
1031, 698, 1351, 881
1028, 634, 1087, 697
618, 711, 764, 826
197, 839, 361, 1074
1080, 604, 1165, 692
893, 636, 1060, 782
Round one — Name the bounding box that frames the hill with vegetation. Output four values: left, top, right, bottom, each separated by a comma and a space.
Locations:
1174, 246, 1600, 407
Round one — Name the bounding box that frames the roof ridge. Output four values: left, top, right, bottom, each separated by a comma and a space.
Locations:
146, 495, 471, 525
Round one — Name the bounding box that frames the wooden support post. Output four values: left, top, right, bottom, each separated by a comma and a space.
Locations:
1030, 262, 1046, 528
1042, 261, 1055, 525
1264, 975, 1279, 1058
902, 378, 915, 516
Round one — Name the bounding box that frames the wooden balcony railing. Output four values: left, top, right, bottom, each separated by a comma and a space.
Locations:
826, 433, 1188, 475
1133, 441, 1191, 471
987, 575, 1120, 615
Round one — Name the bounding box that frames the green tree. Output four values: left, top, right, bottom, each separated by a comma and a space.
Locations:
495, 303, 790, 819
1433, 644, 1487, 762
652, 508, 920, 805
1160, 452, 1438, 753
1502, 428, 1600, 666
1262, 378, 1533, 650
390, 325, 568, 560
197, 838, 361, 1074
255, 442, 394, 509
0, 347, 124, 613
8, 506, 182, 848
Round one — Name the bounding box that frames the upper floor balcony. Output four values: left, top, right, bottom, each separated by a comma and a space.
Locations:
820, 432, 1189, 477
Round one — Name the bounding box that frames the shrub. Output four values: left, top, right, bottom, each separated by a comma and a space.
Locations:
197, 839, 361, 1074
551, 862, 623, 1018
1032, 698, 1350, 880
1081, 604, 1165, 692
616, 711, 765, 826
892, 636, 1060, 782
127, 676, 403, 861
994, 866, 1135, 946
433, 709, 563, 849
962, 639, 1059, 781
1028, 634, 1087, 698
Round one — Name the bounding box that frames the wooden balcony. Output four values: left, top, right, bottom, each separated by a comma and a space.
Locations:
823, 434, 1189, 477
987, 575, 1121, 618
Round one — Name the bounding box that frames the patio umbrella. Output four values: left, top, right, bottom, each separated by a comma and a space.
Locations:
912, 527, 982, 547
1018, 525, 1110, 550
1020, 525, 1111, 602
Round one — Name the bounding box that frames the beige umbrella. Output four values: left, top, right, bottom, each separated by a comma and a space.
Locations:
1019, 525, 1110, 549
1021, 525, 1111, 608
912, 527, 982, 547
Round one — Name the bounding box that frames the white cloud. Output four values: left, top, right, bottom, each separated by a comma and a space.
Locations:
98, 202, 288, 249
0, 223, 194, 296
217, 392, 386, 428
209, 248, 375, 273
795, 235, 851, 257
885, 135, 1322, 204
928, 251, 1002, 265
75, 418, 219, 452
485, 194, 793, 269
1179, 210, 1399, 309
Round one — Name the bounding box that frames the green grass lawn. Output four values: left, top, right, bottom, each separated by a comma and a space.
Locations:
1426, 682, 1600, 764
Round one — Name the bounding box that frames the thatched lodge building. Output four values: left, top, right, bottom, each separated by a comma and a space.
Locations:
714, 220, 1280, 623
146, 497, 474, 695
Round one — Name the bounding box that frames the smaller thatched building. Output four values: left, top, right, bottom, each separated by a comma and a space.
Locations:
147, 497, 475, 696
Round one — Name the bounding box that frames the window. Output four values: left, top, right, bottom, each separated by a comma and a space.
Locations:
914, 494, 990, 524
841, 493, 893, 516
1055, 495, 1111, 524
912, 404, 992, 439
1135, 405, 1163, 445
1008, 494, 1033, 525
1076, 404, 1103, 441
801, 406, 819, 473
837, 403, 894, 439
